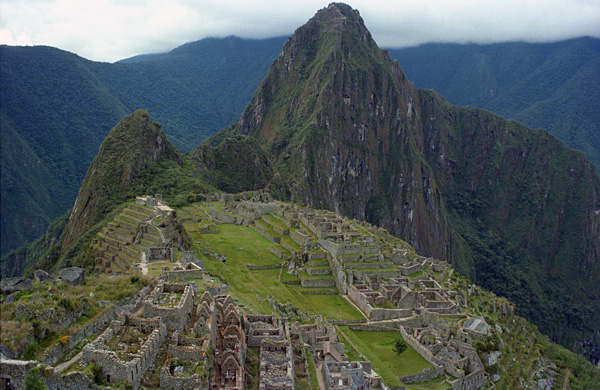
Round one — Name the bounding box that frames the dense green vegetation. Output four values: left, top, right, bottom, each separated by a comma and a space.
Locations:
3, 36, 598, 256
0, 37, 286, 253
387, 37, 600, 169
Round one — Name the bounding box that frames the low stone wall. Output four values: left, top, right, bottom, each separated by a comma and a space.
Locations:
160, 365, 203, 390
246, 264, 281, 270
290, 229, 309, 246
166, 268, 204, 282
41, 305, 117, 365
307, 251, 326, 260
300, 277, 335, 288
44, 369, 101, 390
306, 267, 332, 276
250, 224, 281, 244
399, 366, 444, 384
270, 246, 290, 260
280, 241, 297, 255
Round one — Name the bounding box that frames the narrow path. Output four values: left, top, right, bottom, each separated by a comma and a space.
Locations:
140, 251, 148, 276
315, 360, 326, 390
54, 351, 82, 372
562, 369, 571, 390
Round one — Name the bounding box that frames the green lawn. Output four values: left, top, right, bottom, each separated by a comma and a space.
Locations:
338, 327, 434, 387
186, 221, 362, 320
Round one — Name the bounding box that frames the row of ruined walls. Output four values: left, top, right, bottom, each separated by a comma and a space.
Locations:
81, 314, 167, 389
347, 285, 411, 321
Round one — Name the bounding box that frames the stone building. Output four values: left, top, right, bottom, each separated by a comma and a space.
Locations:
143, 281, 195, 331
322, 361, 382, 390
244, 314, 286, 347
259, 339, 295, 390
211, 295, 246, 390
81, 313, 167, 389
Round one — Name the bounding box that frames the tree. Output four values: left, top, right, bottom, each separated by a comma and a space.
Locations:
393, 338, 407, 356
24, 367, 48, 390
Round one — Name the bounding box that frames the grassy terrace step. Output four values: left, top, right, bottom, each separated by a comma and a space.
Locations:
123, 208, 153, 221
297, 270, 334, 280
103, 234, 130, 247
308, 258, 329, 266
140, 237, 162, 247
116, 250, 138, 265
261, 214, 289, 234
280, 236, 300, 250
343, 262, 395, 270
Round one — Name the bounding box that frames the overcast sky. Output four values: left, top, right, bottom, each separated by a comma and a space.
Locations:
1, 0, 599, 63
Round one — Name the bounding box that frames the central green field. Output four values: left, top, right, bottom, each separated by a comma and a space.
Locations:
185, 219, 364, 320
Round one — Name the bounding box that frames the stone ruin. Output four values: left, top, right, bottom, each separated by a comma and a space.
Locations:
81, 313, 167, 389
259, 339, 294, 390
323, 360, 382, 390
211, 295, 246, 390
143, 281, 195, 332
147, 247, 175, 262
244, 314, 286, 347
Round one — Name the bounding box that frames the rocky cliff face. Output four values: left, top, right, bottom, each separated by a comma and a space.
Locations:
60, 110, 182, 252
229, 3, 600, 349
235, 3, 451, 260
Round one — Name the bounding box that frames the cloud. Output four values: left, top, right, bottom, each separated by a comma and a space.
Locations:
1, 0, 599, 62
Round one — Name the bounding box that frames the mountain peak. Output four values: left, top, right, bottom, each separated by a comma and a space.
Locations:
312, 3, 360, 25
60, 110, 182, 252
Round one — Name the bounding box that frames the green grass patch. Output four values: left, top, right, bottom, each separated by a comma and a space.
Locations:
339, 327, 434, 387
186, 223, 362, 320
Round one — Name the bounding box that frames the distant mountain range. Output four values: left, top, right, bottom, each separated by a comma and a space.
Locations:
1, 35, 598, 257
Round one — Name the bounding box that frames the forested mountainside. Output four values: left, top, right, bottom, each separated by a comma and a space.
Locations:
2, 35, 597, 256
0, 37, 285, 253
387, 37, 600, 170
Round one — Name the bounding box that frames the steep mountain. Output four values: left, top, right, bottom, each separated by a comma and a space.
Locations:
226, 3, 600, 356
387, 38, 600, 169
59, 110, 182, 252
0, 37, 285, 253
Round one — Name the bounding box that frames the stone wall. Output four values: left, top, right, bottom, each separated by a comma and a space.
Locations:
300, 277, 335, 288
41, 305, 117, 365
398, 366, 444, 384
0, 358, 37, 390
81, 314, 167, 389
159, 364, 204, 390
143, 282, 195, 331
44, 369, 101, 390
398, 326, 444, 370
290, 230, 309, 246
347, 285, 411, 321
270, 246, 290, 260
